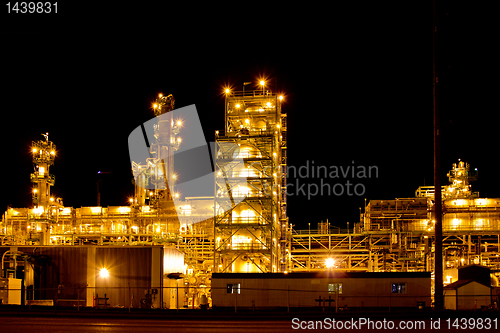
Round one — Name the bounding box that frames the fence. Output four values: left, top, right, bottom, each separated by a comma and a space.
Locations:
1, 285, 498, 313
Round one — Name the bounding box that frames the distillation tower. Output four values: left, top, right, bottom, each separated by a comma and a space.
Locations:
214, 88, 288, 273
28, 133, 63, 244
131, 93, 181, 233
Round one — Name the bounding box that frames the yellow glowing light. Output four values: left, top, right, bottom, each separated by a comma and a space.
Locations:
90, 207, 102, 214
38, 166, 45, 176
225, 88, 230, 94
50, 197, 54, 202
236, 185, 250, 196
153, 103, 158, 109
32, 148, 37, 153
129, 198, 134, 203
50, 150, 55, 155
279, 95, 284, 101
236, 103, 241, 109
325, 258, 335, 268
32, 206, 44, 215
99, 268, 110, 278
174, 193, 180, 198
259, 80, 265, 86
33, 188, 38, 193
159, 93, 163, 98
117, 206, 131, 214
177, 120, 182, 126
266, 102, 271, 107
245, 119, 249, 124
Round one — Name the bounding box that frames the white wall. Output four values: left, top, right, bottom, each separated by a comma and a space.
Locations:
212, 275, 431, 308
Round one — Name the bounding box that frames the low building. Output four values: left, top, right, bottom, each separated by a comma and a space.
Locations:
211, 272, 431, 310
0, 245, 175, 308
444, 265, 493, 310
444, 280, 492, 310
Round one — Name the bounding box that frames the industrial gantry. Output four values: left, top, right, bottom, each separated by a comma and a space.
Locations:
290, 160, 500, 287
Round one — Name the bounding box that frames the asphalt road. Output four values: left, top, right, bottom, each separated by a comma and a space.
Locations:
0, 316, 292, 333
1, 314, 496, 332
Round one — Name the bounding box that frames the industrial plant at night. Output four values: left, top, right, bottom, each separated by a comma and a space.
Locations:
1, 84, 499, 311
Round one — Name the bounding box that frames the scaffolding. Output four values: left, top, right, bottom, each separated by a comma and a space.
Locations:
213, 89, 287, 273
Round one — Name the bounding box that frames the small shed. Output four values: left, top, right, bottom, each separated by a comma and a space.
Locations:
443, 265, 493, 310
444, 279, 492, 310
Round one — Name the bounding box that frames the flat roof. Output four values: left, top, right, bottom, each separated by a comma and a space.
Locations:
212, 272, 431, 279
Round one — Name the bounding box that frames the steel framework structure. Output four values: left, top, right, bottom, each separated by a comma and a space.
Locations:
213, 90, 287, 273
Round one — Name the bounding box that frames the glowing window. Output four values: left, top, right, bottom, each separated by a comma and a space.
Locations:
227, 283, 240, 294
391, 283, 407, 294
328, 283, 342, 294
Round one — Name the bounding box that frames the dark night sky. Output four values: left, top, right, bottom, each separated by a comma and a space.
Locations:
1, 3, 497, 230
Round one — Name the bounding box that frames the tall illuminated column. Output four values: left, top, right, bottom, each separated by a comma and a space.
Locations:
214, 83, 287, 273
131, 94, 182, 235
152, 94, 181, 203
30, 133, 56, 212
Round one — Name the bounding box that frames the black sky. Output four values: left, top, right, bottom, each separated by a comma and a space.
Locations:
1, 2, 497, 230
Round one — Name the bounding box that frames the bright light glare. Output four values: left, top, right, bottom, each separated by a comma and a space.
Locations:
279, 95, 284, 101
259, 80, 265, 86
99, 268, 110, 278
225, 88, 230, 94
325, 258, 335, 268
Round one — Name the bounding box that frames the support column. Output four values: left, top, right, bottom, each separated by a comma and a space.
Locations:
86, 247, 96, 307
